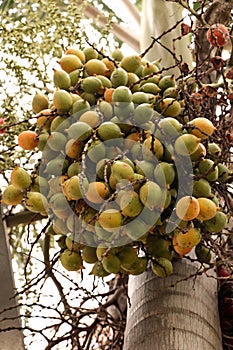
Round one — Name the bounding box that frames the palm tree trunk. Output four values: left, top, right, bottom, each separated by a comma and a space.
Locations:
123, 259, 222, 350
0, 208, 25, 349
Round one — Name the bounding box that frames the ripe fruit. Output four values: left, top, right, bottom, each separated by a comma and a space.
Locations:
60, 249, 83, 271
18, 130, 39, 150
207, 23, 230, 47
196, 197, 218, 220
2, 185, 23, 205
65, 47, 86, 63
32, 93, 49, 114
173, 227, 201, 257
152, 257, 173, 277
174, 134, 201, 156
176, 196, 200, 221
188, 117, 216, 139
11, 166, 31, 190
85, 181, 109, 204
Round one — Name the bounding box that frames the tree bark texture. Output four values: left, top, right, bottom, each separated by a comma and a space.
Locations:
123, 259, 223, 350
0, 206, 25, 349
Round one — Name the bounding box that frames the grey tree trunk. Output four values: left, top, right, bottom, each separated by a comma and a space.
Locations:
0, 206, 25, 350
123, 259, 222, 350
124, 1, 223, 349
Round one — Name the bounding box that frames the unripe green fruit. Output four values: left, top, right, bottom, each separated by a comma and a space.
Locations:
80, 92, 96, 106
46, 158, 69, 176
140, 75, 160, 86
195, 244, 211, 263
154, 162, 175, 187
98, 209, 123, 232
59, 54, 82, 73
2, 184, 23, 205
83, 47, 98, 61
99, 101, 113, 120
102, 254, 121, 274
87, 140, 106, 163
196, 197, 218, 221
66, 121, 93, 141
112, 86, 132, 103
111, 48, 124, 61
160, 98, 181, 117
85, 59, 107, 76
139, 181, 164, 210
158, 75, 176, 90
190, 143, 206, 161
198, 159, 218, 181
96, 75, 112, 89
65, 235, 80, 252
82, 76, 102, 93
135, 160, 154, 179
96, 158, 110, 180
146, 235, 172, 260
140, 83, 160, 95
132, 92, 149, 105
47, 131, 67, 151
203, 211, 227, 232
121, 256, 148, 275
114, 101, 134, 120
53, 89, 73, 113
82, 246, 98, 263
31, 176, 49, 195
120, 190, 143, 217
49, 193, 69, 211
69, 69, 81, 86
25, 192, 48, 213
118, 245, 137, 266
158, 117, 183, 137
120, 55, 141, 73
32, 92, 49, 114
142, 136, 164, 161
11, 166, 31, 190
50, 116, 70, 133
53, 69, 71, 90
38, 132, 49, 151
174, 134, 201, 156
60, 249, 83, 271
163, 87, 179, 98
67, 162, 80, 178
208, 142, 221, 160
110, 67, 128, 87
134, 103, 154, 124
142, 62, 159, 76
152, 257, 173, 277
97, 122, 123, 140
217, 163, 229, 181
72, 99, 90, 116
127, 72, 140, 91
62, 176, 88, 200
90, 261, 110, 277
111, 160, 135, 181
192, 178, 212, 198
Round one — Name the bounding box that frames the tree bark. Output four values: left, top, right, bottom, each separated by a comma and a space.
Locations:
0, 206, 25, 349
123, 259, 223, 350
